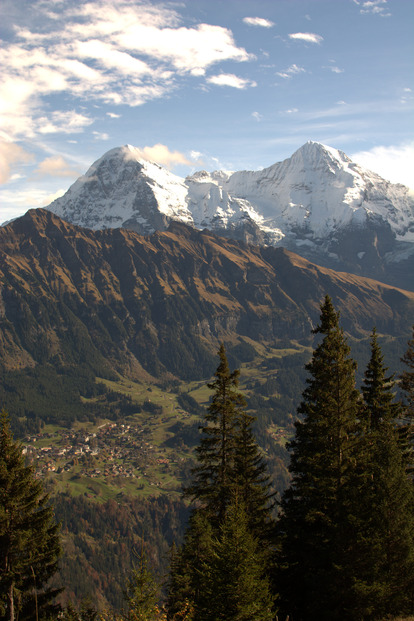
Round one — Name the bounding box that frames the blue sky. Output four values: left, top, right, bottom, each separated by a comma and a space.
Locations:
1, 0, 413, 223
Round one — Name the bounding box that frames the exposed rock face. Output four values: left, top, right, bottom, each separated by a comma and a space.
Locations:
1, 209, 413, 380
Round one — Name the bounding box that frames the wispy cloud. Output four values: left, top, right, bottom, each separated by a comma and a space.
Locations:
353, 0, 391, 17
0, 0, 253, 141
243, 17, 275, 28
128, 144, 193, 169
277, 64, 306, 79
252, 111, 263, 122
207, 73, 257, 89
0, 141, 34, 184
288, 32, 323, 44
34, 155, 81, 178
324, 65, 344, 74
0, 187, 67, 221
92, 131, 110, 141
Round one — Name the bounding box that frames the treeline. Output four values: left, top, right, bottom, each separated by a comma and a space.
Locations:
1, 295, 414, 620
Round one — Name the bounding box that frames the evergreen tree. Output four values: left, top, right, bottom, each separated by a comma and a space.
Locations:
206, 497, 274, 621
233, 411, 275, 542
184, 343, 245, 522
354, 330, 414, 618
277, 296, 363, 621
165, 511, 213, 620
401, 325, 414, 413
0, 409, 61, 621
400, 326, 414, 469
168, 345, 276, 620
123, 544, 161, 621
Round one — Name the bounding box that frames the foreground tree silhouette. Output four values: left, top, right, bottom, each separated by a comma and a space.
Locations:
184, 344, 244, 523
400, 325, 414, 469
401, 325, 414, 413
355, 330, 414, 617
167, 345, 275, 620
277, 296, 362, 621
204, 497, 274, 621
0, 409, 61, 621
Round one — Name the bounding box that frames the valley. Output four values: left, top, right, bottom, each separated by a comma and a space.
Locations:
0, 193, 412, 612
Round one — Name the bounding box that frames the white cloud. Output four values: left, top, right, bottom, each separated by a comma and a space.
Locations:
107, 112, 121, 118
252, 111, 263, 122
243, 17, 275, 28
0, 141, 34, 184
277, 64, 306, 79
0, 187, 66, 222
37, 111, 94, 135
351, 143, 414, 188
129, 144, 192, 169
207, 74, 256, 89
0, 0, 253, 141
190, 150, 203, 162
356, 0, 391, 17
92, 131, 110, 140
34, 155, 81, 178
289, 32, 323, 44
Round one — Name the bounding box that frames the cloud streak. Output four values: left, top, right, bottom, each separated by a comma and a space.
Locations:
277, 64, 306, 79
289, 32, 323, 44
243, 17, 275, 28
34, 155, 81, 178
207, 74, 257, 89
0, 141, 34, 184
129, 144, 193, 169
353, 0, 391, 17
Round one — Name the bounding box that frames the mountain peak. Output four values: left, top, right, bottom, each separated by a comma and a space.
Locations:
292, 140, 351, 167
44, 141, 414, 289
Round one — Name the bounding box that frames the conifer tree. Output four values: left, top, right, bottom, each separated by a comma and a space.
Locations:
123, 544, 161, 621
401, 325, 414, 413
0, 409, 61, 621
400, 326, 414, 467
206, 497, 274, 621
168, 345, 276, 620
166, 510, 213, 620
277, 296, 362, 621
184, 343, 245, 522
233, 410, 275, 542
354, 330, 414, 617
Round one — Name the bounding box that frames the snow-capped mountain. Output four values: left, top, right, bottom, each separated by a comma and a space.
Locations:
46, 141, 414, 289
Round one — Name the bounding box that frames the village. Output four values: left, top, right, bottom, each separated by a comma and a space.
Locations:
22, 415, 189, 493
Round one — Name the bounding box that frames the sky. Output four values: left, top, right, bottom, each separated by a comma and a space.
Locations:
1, 0, 413, 223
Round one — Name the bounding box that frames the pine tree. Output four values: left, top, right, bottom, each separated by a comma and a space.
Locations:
123, 543, 161, 621
166, 511, 213, 620
168, 345, 276, 620
354, 330, 414, 618
184, 343, 245, 523
400, 325, 414, 469
401, 325, 414, 413
277, 296, 363, 621
206, 497, 274, 621
233, 410, 275, 542
0, 409, 61, 621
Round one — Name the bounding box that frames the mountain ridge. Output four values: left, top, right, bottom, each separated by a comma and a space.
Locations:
44, 141, 414, 290
1, 208, 413, 381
